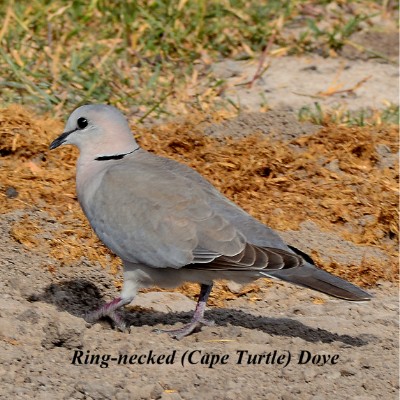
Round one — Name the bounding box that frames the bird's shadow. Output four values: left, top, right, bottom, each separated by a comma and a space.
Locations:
30, 279, 373, 347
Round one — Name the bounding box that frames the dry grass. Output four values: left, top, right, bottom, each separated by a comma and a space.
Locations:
0, 1, 397, 118
1, 105, 398, 305
0, 1, 398, 305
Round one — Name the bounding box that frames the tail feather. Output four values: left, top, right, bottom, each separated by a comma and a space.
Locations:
264, 263, 372, 301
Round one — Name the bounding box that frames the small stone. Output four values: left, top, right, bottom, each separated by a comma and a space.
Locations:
6, 187, 18, 199
225, 281, 243, 294
340, 367, 358, 376
17, 309, 40, 324
91, 323, 103, 332
281, 394, 297, 400
150, 383, 164, 399
303, 368, 317, 382
134, 384, 157, 399
75, 380, 116, 399
358, 214, 377, 227
325, 370, 341, 380
358, 356, 371, 369
42, 315, 85, 350
325, 159, 342, 173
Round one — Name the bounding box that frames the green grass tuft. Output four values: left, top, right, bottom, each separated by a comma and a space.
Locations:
0, 0, 397, 119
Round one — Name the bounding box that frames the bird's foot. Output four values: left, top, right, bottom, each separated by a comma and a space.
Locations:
155, 283, 214, 339
154, 317, 215, 340
85, 297, 132, 331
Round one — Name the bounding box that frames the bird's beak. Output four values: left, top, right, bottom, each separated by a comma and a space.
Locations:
49, 129, 76, 150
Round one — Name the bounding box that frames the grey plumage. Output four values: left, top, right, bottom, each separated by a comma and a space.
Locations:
49, 104, 372, 339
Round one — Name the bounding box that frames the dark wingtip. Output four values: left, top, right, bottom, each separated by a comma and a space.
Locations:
266, 263, 374, 301
336, 288, 373, 301
288, 245, 316, 265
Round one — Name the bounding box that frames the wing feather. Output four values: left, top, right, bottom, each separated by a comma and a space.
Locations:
85, 156, 245, 268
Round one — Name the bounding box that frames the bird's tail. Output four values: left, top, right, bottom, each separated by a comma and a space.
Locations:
264, 262, 372, 301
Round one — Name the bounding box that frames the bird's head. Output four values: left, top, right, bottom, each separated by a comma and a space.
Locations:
49, 104, 138, 159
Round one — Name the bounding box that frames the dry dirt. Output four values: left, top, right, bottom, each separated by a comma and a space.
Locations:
212, 30, 399, 113
0, 209, 398, 400
0, 39, 399, 400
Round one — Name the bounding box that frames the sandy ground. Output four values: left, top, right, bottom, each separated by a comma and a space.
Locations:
211, 30, 398, 113
0, 209, 398, 400
1, 29, 399, 400
212, 54, 399, 112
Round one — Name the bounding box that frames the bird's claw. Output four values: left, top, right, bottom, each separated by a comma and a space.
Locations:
154, 317, 215, 340
85, 303, 131, 332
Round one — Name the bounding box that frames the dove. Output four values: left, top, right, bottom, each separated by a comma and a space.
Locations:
49, 104, 372, 339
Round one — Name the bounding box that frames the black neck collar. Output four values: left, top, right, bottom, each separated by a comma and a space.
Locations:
95, 148, 139, 161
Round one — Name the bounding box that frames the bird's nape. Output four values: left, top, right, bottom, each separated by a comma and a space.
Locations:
49, 104, 372, 339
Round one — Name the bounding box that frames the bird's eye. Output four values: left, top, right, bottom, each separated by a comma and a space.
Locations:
77, 117, 88, 129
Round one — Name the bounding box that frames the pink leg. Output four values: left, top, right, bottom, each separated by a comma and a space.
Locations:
85, 296, 134, 331
155, 283, 214, 340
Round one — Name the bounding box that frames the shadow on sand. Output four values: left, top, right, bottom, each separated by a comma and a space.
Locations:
31, 279, 373, 347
